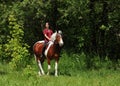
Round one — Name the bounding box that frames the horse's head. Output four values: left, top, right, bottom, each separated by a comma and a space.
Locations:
51, 30, 64, 47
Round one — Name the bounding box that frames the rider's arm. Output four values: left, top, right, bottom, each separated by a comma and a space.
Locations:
44, 34, 51, 41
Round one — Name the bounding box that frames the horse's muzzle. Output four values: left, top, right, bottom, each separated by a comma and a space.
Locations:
59, 39, 64, 47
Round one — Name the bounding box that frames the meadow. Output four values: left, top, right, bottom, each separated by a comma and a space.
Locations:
0, 62, 120, 86
0, 0, 120, 86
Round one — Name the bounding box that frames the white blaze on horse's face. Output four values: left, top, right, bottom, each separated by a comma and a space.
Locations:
59, 35, 64, 47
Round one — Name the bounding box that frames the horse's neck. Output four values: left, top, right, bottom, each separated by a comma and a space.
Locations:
53, 43, 61, 53
48, 41, 61, 53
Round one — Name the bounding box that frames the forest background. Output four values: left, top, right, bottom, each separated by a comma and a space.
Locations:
0, 0, 120, 75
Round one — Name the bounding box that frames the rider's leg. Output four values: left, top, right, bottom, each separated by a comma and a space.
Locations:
41, 42, 47, 57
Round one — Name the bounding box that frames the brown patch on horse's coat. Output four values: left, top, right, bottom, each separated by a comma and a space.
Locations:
46, 44, 60, 60
54, 53, 59, 57
33, 42, 44, 57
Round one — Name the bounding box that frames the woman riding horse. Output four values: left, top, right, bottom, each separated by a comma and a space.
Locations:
41, 22, 53, 57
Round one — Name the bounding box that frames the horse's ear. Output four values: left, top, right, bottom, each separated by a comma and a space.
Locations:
55, 30, 57, 34
58, 30, 62, 35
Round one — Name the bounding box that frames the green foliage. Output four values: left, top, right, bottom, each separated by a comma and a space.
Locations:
57, 0, 89, 51
100, 25, 109, 31
59, 51, 119, 76
0, 0, 120, 71
0, 45, 2, 61
0, 3, 10, 61
59, 51, 74, 76
22, 65, 36, 77
5, 13, 30, 70
9, 46, 30, 70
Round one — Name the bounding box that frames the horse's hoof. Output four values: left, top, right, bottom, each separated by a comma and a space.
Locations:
41, 71, 45, 75
42, 73, 45, 75
55, 75, 58, 77
38, 71, 42, 76
47, 72, 49, 75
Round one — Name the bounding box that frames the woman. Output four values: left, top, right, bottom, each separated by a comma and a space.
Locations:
41, 22, 53, 57
43, 22, 53, 43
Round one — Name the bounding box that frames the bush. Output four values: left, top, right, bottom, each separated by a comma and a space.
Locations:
9, 46, 30, 70
59, 50, 119, 76
59, 51, 86, 76
4, 13, 31, 70
22, 65, 36, 77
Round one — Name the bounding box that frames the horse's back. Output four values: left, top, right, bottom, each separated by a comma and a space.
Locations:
33, 41, 44, 56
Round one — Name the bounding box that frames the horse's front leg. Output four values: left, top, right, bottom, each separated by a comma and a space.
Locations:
55, 61, 58, 77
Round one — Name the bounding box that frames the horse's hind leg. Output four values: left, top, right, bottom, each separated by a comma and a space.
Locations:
34, 55, 45, 76
38, 60, 45, 75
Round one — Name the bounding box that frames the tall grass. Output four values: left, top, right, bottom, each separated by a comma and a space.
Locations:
0, 51, 120, 86
0, 62, 120, 86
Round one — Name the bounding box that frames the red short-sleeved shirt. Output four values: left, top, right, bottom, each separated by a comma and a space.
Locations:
43, 28, 53, 42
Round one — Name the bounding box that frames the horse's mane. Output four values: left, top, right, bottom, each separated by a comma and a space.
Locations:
50, 31, 57, 42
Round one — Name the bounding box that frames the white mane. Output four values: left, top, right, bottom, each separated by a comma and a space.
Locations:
50, 31, 57, 42
50, 30, 64, 46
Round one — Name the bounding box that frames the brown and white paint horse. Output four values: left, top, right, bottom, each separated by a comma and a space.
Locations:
33, 31, 64, 76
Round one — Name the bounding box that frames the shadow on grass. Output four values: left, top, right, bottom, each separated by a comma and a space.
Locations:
0, 70, 8, 75
49, 71, 71, 77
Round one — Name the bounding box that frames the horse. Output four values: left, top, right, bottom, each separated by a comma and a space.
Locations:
33, 31, 64, 76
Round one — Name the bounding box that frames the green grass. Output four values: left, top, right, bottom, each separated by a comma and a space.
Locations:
0, 63, 120, 86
